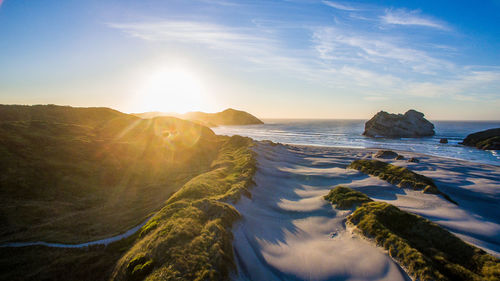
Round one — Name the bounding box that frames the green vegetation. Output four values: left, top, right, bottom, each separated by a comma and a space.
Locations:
110, 135, 256, 281
0, 105, 256, 281
349, 201, 500, 281
134, 108, 264, 127
0, 105, 220, 243
348, 159, 457, 204
325, 186, 500, 281
0, 232, 137, 281
324, 186, 373, 209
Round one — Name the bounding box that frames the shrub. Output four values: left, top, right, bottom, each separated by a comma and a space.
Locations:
324, 186, 373, 209
348, 160, 457, 204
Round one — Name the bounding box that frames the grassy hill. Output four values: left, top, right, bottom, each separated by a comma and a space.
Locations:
0, 129, 256, 281
111, 135, 256, 281
0, 104, 129, 126
0, 104, 220, 244
133, 108, 264, 127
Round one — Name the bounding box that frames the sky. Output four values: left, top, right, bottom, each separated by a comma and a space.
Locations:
1, 0, 500, 120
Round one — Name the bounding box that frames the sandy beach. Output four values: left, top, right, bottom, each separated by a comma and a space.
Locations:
231, 142, 500, 281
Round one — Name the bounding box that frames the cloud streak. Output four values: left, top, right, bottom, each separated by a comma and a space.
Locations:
312, 27, 453, 75
108, 21, 271, 53
108, 20, 322, 81
322, 1, 359, 11
108, 3, 499, 105
381, 9, 448, 30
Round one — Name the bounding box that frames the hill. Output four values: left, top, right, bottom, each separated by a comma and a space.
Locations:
0, 104, 220, 244
0, 104, 131, 127
133, 108, 264, 127
0, 113, 256, 281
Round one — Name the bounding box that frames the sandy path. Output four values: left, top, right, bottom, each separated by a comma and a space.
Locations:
0, 217, 151, 248
231, 142, 500, 280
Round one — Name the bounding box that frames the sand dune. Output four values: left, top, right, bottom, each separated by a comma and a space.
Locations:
231, 142, 500, 280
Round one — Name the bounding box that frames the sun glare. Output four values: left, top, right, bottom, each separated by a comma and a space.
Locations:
139, 66, 207, 113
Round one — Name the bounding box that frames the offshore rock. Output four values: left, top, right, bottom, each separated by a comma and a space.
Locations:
363, 110, 435, 138
460, 128, 500, 150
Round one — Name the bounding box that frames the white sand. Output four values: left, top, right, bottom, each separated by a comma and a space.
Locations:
231, 142, 500, 281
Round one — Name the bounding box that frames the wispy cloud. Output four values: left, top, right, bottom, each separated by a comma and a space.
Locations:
198, 0, 240, 7
109, 6, 499, 106
312, 27, 452, 75
322, 1, 359, 11
108, 20, 319, 79
406, 71, 500, 99
108, 21, 273, 54
381, 9, 448, 30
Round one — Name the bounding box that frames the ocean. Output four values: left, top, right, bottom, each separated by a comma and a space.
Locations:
213, 119, 500, 166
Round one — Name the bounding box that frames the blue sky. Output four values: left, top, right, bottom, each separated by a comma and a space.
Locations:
1, 0, 500, 119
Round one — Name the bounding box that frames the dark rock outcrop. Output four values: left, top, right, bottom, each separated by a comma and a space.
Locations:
373, 150, 399, 159
363, 110, 435, 138
460, 128, 500, 150
408, 157, 420, 163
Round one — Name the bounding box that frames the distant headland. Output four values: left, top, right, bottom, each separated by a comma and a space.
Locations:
133, 108, 264, 127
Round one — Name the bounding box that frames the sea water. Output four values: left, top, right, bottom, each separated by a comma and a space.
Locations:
213, 119, 500, 166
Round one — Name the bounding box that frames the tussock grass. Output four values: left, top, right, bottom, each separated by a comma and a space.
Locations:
325, 186, 500, 281
350, 201, 500, 281
348, 159, 457, 204
111, 135, 256, 281
324, 186, 373, 209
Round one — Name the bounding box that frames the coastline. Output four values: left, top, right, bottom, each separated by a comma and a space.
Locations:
284, 142, 500, 168
213, 120, 500, 166
3, 142, 498, 256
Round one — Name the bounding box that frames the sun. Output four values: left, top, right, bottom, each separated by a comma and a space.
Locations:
139, 66, 207, 113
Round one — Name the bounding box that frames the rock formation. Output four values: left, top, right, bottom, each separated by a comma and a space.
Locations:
373, 150, 400, 159
408, 157, 420, 163
363, 110, 435, 138
460, 128, 500, 150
